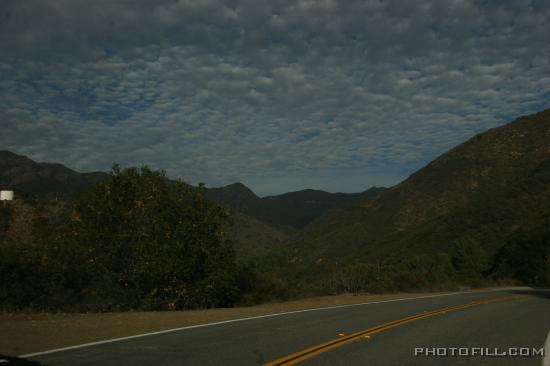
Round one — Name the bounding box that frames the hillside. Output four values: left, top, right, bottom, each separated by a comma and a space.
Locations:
206, 183, 262, 216
225, 211, 290, 259
290, 108, 550, 264
0, 151, 108, 199
0, 196, 288, 263
0, 153, 289, 259
0, 152, 385, 229
207, 184, 386, 228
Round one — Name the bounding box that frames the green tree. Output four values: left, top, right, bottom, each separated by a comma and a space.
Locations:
0, 206, 13, 236
393, 253, 455, 291
69, 165, 239, 310
451, 238, 489, 281
496, 224, 550, 286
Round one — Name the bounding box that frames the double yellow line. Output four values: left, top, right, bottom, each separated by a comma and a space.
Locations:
264, 295, 523, 365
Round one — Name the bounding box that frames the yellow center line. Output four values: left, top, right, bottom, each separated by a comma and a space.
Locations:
264, 295, 524, 366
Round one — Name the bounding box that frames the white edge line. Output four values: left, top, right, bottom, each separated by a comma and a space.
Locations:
543, 330, 550, 366
20, 287, 527, 358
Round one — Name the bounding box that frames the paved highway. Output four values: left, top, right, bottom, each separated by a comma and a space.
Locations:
25, 288, 550, 365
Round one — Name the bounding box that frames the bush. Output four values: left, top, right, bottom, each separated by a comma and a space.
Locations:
0, 205, 13, 235
495, 225, 550, 286
0, 165, 241, 311
450, 238, 490, 282
393, 253, 455, 291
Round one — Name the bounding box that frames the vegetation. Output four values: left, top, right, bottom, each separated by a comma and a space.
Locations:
289, 251, 487, 296
1, 109, 549, 312
0, 161, 548, 312
0, 166, 245, 311
287, 109, 550, 276
494, 221, 550, 286
0, 205, 13, 236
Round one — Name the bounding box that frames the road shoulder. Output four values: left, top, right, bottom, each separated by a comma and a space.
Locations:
1, 288, 512, 356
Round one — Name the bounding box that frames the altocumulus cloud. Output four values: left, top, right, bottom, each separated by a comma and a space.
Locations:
0, 0, 549, 195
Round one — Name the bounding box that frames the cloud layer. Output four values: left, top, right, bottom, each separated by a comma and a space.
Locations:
1, 0, 549, 195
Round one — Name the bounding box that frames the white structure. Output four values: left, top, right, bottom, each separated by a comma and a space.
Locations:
0, 190, 14, 201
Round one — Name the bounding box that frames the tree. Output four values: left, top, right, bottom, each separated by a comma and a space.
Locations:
0, 206, 13, 236
496, 224, 550, 286
451, 238, 489, 281
68, 165, 238, 310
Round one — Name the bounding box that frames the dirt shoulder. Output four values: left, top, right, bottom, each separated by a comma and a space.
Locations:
2, 290, 473, 356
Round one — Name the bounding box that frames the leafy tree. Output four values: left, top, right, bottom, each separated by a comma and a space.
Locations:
0, 206, 13, 235
496, 224, 550, 286
0, 165, 243, 311
451, 238, 490, 281
393, 253, 455, 291
69, 165, 238, 310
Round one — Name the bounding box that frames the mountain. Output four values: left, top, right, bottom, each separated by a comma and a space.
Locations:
0, 151, 385, 229
225, 211, 290, 259
289, 108, 550, 263
0, 152, 289, 259
0, 151, 108, 199
206, 184, 386, 228
205, 183, 262, 214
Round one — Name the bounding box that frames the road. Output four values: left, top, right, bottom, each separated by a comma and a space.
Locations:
21, 288, 550, 365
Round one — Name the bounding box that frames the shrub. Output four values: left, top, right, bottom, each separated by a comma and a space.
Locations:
1, 165, 241, 311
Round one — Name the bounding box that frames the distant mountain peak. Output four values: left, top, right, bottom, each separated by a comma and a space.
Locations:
206, 183, 386, 228
0, 150, 387, 228
225, 182, 256, 192
208, 182, 259, 199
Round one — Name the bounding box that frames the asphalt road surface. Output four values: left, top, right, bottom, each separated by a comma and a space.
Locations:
21, 288, 550, 365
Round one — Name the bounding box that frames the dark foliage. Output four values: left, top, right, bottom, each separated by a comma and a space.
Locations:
495, 221, 550, 286
0, 205, 13, 236
0, 166, 245, 311
206, 183, 386, 229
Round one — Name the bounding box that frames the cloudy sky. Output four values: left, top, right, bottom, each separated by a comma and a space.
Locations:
1, 0, 549, 196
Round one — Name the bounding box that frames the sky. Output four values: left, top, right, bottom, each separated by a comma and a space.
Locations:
1, 0, 549, 196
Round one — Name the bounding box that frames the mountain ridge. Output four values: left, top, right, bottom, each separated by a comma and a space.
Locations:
0, 150, 385, 229
206, 183, 386, 228
0, 150, 108, 199
290, 108, 550, 264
